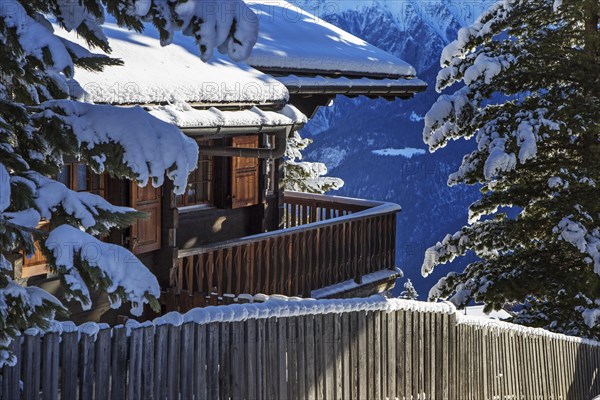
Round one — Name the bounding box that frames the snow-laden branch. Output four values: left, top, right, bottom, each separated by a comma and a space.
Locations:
46, 225, 160, 316
55, 0, 259, 62
37, 101, 198, 195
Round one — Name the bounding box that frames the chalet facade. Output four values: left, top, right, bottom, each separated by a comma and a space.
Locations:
16, 2, 425, 321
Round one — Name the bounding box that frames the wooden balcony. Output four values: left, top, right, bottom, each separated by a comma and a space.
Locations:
163, 192, 400, 311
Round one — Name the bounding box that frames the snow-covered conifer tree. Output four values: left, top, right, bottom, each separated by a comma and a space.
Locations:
421, 0, 600, 338
284, 131, 343, 194
0, 0, 258, 365
399, 279, 418, 301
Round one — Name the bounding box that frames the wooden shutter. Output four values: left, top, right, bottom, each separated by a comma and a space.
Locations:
130, 182, 161, 254
21, 223, 50, 278
231, 136, 260, 209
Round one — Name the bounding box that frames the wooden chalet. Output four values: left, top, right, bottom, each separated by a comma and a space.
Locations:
16, 3, 426, 321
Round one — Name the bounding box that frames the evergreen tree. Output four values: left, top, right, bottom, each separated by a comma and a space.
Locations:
0, 0, 258, 365
284, 131, 343, 194
399, 279, 418, 301
421, 0, 600, 338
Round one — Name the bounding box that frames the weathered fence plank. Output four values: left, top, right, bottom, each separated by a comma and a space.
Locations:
323, 313, 334, 400
357, 310, 367, 400
3, 338, 21, 400
111, 327, 127, 400
278, 318, 288, 400
128, 327, 143, 400
142, 325, 155, 400
206, 322, 219, 399
314, 313, 325, 400
287, 317, 298, 400
154, 324, 169, 400
333, 313, 342, 400
94, 329, 111, 400
219, 322, 231, 399
265, 317, 279, 399
193, 324, 207, 400
166, 324, 181, 400
23, 333, 41, 400
61, 331, 78, 400
180, 323, 194, 400
246, 319, 257, 400
349, 311, 358, 400
386, 311, 396, 400
79, 333, 94, 400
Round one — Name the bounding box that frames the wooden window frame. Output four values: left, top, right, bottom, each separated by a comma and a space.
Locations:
57, 162, 106, 197
177, 141, 214, 208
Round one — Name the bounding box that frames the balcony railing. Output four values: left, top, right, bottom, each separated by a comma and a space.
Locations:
164, 192, 400, 311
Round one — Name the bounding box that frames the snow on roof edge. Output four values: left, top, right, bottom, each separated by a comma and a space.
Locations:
311, 268, 401, 299
278, 75, 428, 92
147, 104, 307, 128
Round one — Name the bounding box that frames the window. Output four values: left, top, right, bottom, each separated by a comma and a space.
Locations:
22, 162, 106, 278
265, 135, 277, 196
177, 142, 214, 207
57, 162, 105, 196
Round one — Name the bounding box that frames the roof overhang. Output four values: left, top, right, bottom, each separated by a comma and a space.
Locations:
180, 123, 301, 139
280, 76, 428, 100
146, 103, 307, 139
260, 73, 428, 117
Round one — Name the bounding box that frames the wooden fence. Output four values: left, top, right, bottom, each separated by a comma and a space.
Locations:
2, 297, 599, 400
168, 192, 399, 311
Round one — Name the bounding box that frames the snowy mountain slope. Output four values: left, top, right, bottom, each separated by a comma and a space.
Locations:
288, 0, 495, 298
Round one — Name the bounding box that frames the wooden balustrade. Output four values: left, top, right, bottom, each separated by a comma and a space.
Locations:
282, 191, 370, 228
166, 192, 400, 310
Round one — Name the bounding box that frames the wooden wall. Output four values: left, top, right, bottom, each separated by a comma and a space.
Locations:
176, 204, 266, 249
2, 301, 599, 400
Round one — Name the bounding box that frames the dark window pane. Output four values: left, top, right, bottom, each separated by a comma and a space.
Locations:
203, 181, 212, 202
178, 146, 213, 207
57, 165, 71, 187
89, 170, 103, 192
187, 185, 196, 204
77, 164, 87, 191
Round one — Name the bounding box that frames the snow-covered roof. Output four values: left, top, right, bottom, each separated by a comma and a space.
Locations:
461, 305, 511, 320
245, 0, 418, 79
55, 22, 288, 105
148, 103, 307, 128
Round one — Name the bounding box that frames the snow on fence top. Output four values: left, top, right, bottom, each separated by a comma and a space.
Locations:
245, 0, 418, 78
24, 294, 600, 347
31, 295, 453, 337
455, 314, 600, 347
55, 21, 288, 105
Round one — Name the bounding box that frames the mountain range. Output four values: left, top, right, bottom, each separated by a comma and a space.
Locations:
289, 0, 496, 298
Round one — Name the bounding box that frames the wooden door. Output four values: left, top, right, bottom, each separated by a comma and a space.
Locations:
231, 136, 260, 209
130, 182, 161, 254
